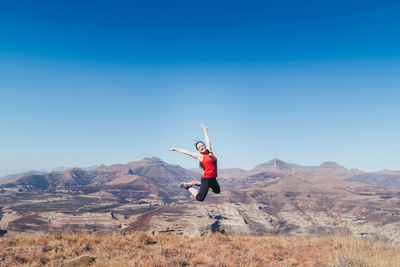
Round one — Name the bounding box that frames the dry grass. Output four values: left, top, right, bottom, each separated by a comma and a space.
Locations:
1, 232, 400, 266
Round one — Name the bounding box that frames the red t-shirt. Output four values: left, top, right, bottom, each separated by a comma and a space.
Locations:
201, 151, 218, 178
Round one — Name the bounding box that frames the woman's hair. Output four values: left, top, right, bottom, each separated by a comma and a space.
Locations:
195, 141, 209, 170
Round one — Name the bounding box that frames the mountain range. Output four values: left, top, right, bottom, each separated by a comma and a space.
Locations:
1, 157, 399, 243
218, 158, 400, 190
2, 158, 399, 189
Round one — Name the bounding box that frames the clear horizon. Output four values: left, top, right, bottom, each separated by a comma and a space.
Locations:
1, 1, 399, 175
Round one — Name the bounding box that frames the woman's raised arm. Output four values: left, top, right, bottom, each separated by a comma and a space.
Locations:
201, 124, 211, 151
168, 148, 203, 161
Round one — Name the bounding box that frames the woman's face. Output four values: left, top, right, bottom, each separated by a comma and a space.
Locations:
196, 142, 206, 153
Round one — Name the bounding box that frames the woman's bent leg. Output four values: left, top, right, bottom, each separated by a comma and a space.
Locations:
209, 178, 220, 194
196, 178, 210, 201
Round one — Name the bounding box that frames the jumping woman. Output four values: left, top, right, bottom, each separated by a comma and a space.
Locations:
168, 125, 220, 201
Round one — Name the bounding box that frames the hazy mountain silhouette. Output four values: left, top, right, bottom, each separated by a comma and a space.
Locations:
246, 159, 362, 180
346, 170, 400, 189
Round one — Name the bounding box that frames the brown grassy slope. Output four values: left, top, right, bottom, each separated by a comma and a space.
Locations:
1, 233, 400, 266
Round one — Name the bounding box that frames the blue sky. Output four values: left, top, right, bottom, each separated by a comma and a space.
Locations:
1, 0, 400, 175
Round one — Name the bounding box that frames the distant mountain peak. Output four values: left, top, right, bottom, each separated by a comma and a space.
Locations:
140, 157, 164, 163
270, 158, 291, 167
144, 156, 161, 160
253, 158, 296, 172
266, 158, 285, 165
125, 157, 165, 167
320, 161, 343, 168
377, 169, 396, 174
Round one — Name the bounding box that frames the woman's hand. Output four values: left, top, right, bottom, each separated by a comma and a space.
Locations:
201, 124, 209, 131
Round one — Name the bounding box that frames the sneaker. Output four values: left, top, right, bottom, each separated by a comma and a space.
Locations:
180, 182, 193, 190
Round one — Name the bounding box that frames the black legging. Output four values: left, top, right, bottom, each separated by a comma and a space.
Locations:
196, 178, 220, 201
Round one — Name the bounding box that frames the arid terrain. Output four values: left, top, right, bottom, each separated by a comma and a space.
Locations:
124, 174, 400, 243
1, 158, 400, 244
0, 158, 197, 235
2, 232, 400, 266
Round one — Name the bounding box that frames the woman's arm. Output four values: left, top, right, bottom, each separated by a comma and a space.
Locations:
169, 148, 203, 161
201, 124, 211, 151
